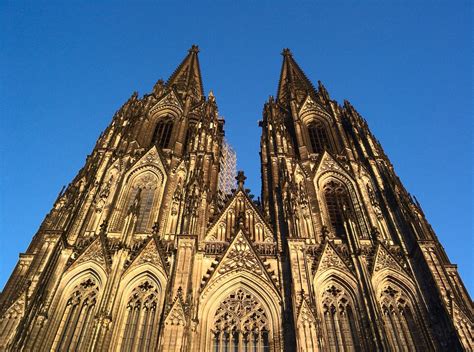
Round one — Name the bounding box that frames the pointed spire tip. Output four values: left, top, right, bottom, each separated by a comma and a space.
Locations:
281, 48, 292, 57
189, 44, 200, 54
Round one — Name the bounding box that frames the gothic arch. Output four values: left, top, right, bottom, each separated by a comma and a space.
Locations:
313, 273, 368, 351
42, 265, 106, 352
110, 162, 166, 234
304, 116, 335, 154
315, 171, 369, 240
372, 272, 431, 351
110, 267, 167, 351
198, 274, 282, 351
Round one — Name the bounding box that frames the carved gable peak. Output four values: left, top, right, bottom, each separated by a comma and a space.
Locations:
149, 89, 183, 116
71, 237, 109, 271
314, 242, 351, 278
201, 230, 277, 293
124, 236, 168, 276
128, 146, 167, 176
205, 188, 273, 243
218, 230, 264, 275
315, 151, 346, 175
164, 292, 187, 326
372, 243, 404, 275
299, 94, 331, 119
297, 297, 317, 325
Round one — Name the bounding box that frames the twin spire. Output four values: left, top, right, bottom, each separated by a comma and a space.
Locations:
165, 45, 318, 105
166, 44, 205, 103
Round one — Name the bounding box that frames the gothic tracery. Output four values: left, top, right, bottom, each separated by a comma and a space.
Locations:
212, 289, 270, 352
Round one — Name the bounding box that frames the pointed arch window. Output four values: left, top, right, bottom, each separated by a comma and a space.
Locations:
112, 173, 158, 233
153, 119, 173, 149
379, 285, 426, 351
120, 281, 160, 352
323, 181, 353, 237
321, 284, 362, 351
184, 121, 197, 153
212, 289, 270, 352
53, 278, 98, 351
308, 120, 331, 153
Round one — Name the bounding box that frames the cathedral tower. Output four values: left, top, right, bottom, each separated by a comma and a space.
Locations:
0, 47, 472, 351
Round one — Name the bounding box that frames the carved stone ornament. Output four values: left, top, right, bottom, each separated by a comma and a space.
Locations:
218, 232, 262, 276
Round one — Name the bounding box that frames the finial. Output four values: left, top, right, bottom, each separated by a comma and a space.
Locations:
152, 222, 159, 235
281, 48, 292, 57
235, 171, 247, 189
189, 44, 200, 54
99, 220, 108, 235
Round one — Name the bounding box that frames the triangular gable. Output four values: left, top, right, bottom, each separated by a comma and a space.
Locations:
298, 94, 332, 118
124, 236, 168, 276
202, 230, 277, 291
205, 189, 273, 243
70, 237, 109, 271
314, 151, 348, 176
126, 146, 168, 181
297, 297, 317, 325
372, 244, 405, 275
149, 89, 183, 116
164, 293, 187, 326
0, 287, 27, 319
314, 242, 352, 278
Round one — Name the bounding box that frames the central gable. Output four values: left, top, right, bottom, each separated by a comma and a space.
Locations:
205, 189, 274, 244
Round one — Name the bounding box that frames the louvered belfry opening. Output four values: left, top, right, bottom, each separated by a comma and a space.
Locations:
323, 180, 352, 237
153, 119, 173, 149
308, 120, 331, 153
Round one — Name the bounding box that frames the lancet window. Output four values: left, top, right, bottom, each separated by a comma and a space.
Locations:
152, 119, 173, 148
211, 289, 270, 352
321, 284, 361, 351
323, 181, 353, 237
112, 173, 158, 233
52, 278, 99, 351
120, 281, 160, 352
308, 120, 331, 153
184, 121, 197, 153
379, 285, 425, 351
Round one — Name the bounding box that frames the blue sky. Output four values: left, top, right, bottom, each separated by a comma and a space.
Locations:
0, 1, 472, 294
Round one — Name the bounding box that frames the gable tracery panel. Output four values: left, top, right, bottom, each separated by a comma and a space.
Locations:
211, 289, 270, 352
0, 299, 24, 348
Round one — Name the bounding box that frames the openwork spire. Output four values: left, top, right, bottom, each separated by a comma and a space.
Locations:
277, 48, 317, 105
166, 45, 204, 103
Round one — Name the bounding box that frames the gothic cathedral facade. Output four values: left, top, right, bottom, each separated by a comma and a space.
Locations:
0, 46, 472, 351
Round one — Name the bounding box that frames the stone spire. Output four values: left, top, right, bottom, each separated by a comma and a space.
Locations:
277, 48, 317, 106
166, 44, 204, 103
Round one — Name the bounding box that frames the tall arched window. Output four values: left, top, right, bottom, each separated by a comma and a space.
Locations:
212, 289, 270, 352
324, 181, 353, 237
379, 284, 426, 351
308, 120, 331, 153
184, 121, 197, 153
152, 119, 173, 148
120, 280, 160, 352
321, 284, 362, 351
52, 278, 99, 351
112, 173, 158, 233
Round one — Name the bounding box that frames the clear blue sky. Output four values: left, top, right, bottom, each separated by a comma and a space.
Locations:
1, 1, 472, 294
